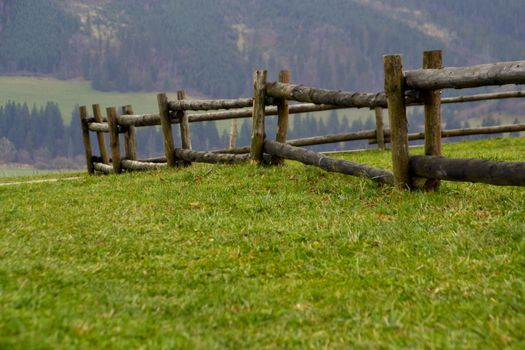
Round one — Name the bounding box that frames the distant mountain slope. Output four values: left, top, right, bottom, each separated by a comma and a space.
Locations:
0, 0, 524, 97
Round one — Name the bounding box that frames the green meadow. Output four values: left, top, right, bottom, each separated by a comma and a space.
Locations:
0, 77, 163, 125
1, 137, 524, 349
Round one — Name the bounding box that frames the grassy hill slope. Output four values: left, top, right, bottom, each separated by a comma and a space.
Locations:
1, 138, 524, 349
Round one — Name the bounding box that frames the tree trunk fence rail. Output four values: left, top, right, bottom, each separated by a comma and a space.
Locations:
79, 50, 525, 190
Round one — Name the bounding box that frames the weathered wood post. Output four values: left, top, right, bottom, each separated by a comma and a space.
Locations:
79, 106, 94, 175
229, 119, 238, 149
157, 93, 177, 167
122, 105, 138, 161
420, 50, 443, 190
92, 104, 109, 164
374, 107, 385, 150
272, 69, 290, 165
384, 55, 410, 190
250, 70, 267, 164
107, 107, 122, 174
176, 90, 192, 167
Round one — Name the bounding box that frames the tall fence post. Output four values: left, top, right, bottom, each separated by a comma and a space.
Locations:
107, 107, 122, 174
272, 69, 290, 165
420, 50, 443, 190
92, 104, 109, 164
157, 93, 177, 167
384, 54, 410, 190
79, 106, 94, 175
177, 90, 192, 167
250, 70, 267, 164
122, 105, 138, 161
374, 107, 385, 150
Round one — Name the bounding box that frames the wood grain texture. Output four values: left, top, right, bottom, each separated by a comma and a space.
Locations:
250, 70, 267, 164
266, 81, 388, 108
405, 60, 525, 90
384, 54, 410, 190
92, 104, 109, 164
370, 123, 525, 144
169, 98, 253, 111
157, 93, 177, 167
410, 156, 525, 186
264, 140, 393, 185
374, 107, 385, 150
175, 149, 249, 164
107, 107, 122, 174
79, 106, 94, 175
272, 70, 290, 165
421, 50, 443, 191
122, 105, 137, 161
121, 160, 167, 171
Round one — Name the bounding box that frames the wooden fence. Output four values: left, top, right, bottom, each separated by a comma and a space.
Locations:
79, 50, 525, 190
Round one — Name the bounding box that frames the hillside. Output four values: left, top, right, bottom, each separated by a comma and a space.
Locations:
1, 138, 524, 348
1, 0, 525, 96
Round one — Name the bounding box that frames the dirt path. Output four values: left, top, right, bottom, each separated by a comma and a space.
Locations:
0, 177, 83, 187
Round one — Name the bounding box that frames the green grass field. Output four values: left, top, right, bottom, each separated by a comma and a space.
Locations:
0, 168, 78, 179
1, 138, 524, 349
0, 77, 164, 125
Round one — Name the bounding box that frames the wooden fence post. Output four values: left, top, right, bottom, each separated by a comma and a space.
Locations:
107, 107, 122, 174
374, 107, 385, 150
272, 69, 290, 165
122, 105, 138, 161
92, 104, 109, 164
250, 70, 267, 164
157, 93, 177, 167
229, 119, 238, 149
384, 55, 410, 190
419, 50, 443, 191
176, 90, 192, 167
79, 106, 94, 175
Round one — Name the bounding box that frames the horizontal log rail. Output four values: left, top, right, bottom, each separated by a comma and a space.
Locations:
441, 91, 525, 104
288, 130, 377, 147
138, 156, 168, 163
370, 123, 525, 144
266, 81, 390, 108
405, 60, 525, 90
87, 90, 525, 131
118, 113, 160, 127
168, 98, 254, 111
121, 160, 167, 171
409, 156, 525, 186
213, 129, 378, 154
264, 140, 393, 185
93, 162, 114, 174
174, 149, 250, 164
88, 122, 110, 133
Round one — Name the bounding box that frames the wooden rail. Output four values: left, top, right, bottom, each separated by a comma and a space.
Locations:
405, 60, 525, 90
264, 140, 393, 185
175, 149, 249, 164
87, 90, 525, 132
169, 98, 254, 111
409, 156, 525, 186
370, 123, 525, 144
214, 130, 378, 154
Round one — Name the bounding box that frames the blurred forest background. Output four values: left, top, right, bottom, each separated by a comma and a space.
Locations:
1, 0, 524, 168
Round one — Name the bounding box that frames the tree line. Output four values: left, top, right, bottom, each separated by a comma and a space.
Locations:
0, 99, 519, 169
